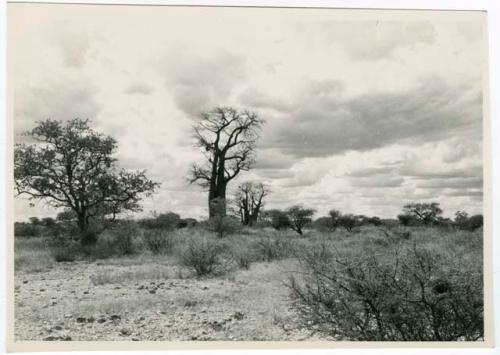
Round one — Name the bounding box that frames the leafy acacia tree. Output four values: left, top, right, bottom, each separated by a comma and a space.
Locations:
189, 107, 263, 217
402, 202, 443, 225
15, 119, 159, 241
263, 209, 290, 230
286, 205, 315, 235
234, 182, 269, 225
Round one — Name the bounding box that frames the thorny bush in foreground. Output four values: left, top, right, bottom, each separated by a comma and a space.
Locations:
289, 241, 483, 341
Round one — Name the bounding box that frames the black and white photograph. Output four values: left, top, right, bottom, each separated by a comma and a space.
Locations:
7, 3, 491, 347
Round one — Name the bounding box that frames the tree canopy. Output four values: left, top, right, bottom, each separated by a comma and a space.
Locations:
15, 118, 159, 238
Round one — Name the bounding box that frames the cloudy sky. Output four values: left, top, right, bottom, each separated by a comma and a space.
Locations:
10, 4, 486, 221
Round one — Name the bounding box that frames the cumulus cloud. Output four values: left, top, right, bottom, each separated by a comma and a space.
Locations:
10, 5, 485, 220
261, 77, 481, 158
417, 176, 483, 190
296, 21, 436, 61
350, 175, 405, 188
159, 46, 247, 116
46, 21, 97, 68
14, 77, 101, 136
125, 82, 154, 95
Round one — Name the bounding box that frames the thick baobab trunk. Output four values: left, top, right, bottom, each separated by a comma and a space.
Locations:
208, 153, 228, 217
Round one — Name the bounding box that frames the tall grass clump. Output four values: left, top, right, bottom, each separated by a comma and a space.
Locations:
47, 228, 80, 262
289, 240, 483, 341
15, 237, 55, 272
228, 240, 258, 269
252, 236, 295, 262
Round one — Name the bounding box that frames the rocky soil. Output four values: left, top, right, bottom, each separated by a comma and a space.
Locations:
15, 258, 330, 341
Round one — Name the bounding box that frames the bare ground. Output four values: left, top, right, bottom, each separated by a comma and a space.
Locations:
14, 257, 330, 341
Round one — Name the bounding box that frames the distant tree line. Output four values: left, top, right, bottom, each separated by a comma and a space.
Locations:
14, 114, 483, 242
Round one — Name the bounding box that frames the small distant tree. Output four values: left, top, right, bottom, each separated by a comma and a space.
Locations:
454, 211, 469, 229
15, 119, 159, 244
455, 211, 483, 231
467, 215, 484, 231
366, 216, 382, 226
234, 182, 269, 226
157, 212, 181, 230
337, 214, 357, 232
455, 211, 469, 223
402, 202, 443, 225
263, 209, 290, 231
29, 216, 41, 225
314, 216, 336, 232
41, 217, 56, 227
286, 205, 315, 235
328, 209, 341, 230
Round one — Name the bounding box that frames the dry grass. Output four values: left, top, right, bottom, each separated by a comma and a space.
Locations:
90, 265, 175, 285
15, 237, 54, 273
14, 224, 482, 341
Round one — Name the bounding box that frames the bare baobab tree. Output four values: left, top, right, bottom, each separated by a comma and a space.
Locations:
189, 107, 263, 217
234, 182, 269, 225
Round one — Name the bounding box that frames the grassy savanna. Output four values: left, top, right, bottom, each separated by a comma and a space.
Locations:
14, 117, 484, 341
14, 221, 483, 341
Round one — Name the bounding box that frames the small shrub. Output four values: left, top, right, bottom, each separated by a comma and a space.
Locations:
48, 230, 80, 262
90, 233, 118, 259
80, 230, 99, 247
143, 229, 175, 255
51, 242, 79, 262
230, 243, 256, 269
182, 237, 226, 276
110, 222, 140, 255
208, 215, 239, 238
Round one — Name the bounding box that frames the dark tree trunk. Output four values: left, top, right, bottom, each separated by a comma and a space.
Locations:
208, 152, 228, 217
77, 212, 89, 232
77, 209, 98, 246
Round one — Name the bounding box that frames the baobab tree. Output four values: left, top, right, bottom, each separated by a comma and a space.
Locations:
234, 182, 269, 225
14, 118, 159, 243
189, 107, 263, 217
